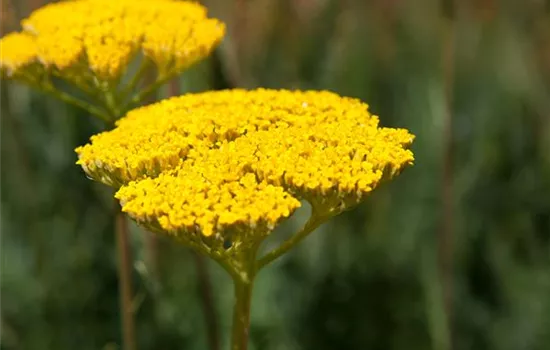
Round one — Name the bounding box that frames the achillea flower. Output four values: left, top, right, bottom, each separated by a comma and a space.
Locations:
0, 0, 224, 81
0, 33, 38, 76
77, 89, 415, 248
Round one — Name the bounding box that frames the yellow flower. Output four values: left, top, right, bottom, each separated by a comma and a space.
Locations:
0, 0, 225, 81
0, 32, 38, 77
77, 89, 415, 244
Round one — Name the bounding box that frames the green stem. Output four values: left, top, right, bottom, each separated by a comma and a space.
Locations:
123, 73, 174, 111
230, 270, 255, 350
23, 74, 110, 123
90, 78, 123, 120
38, 82, 112, 122
51, 71, 99, 98
256, 213, 325, 269
104, 88, 120, 119
119, 59, 153, 103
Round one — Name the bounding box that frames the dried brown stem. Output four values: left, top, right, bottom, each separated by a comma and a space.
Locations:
1, 0, 18, 36
223, 0, 246, 86
116, 205, 137, 350
439, 1, 456, 348
193, 252, 220, 350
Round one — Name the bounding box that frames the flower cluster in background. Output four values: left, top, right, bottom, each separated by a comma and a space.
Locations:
0, 0, 224, 81
0, 0, 225, 125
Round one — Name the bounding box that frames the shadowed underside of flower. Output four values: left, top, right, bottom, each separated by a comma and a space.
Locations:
76, 89, 415, 253
0, 0, 224, 89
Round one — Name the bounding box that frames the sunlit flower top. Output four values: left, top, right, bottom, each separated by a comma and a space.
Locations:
76, 89, 414, 248
0, 0, 225, 81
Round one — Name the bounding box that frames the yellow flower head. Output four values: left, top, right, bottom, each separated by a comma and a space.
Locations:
0, 0, 224, 80
77, 89, 414, 245
0, 32, 39, 76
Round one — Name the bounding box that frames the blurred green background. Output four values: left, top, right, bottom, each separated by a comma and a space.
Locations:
1, 0, 549, 349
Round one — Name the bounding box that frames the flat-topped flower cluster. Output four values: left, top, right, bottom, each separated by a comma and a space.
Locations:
0, 0, 224, 82
76, 89, 415, 250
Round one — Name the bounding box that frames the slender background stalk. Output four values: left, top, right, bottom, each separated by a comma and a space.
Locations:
116, 205, 137, 350
439, 0, 456, 348
193, 252, 220, 350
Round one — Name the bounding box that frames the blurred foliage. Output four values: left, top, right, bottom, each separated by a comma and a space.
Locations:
1, 0, 550, 349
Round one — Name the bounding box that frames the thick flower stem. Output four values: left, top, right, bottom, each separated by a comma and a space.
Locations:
230, 271, 255, 350
115, 205, 137, 350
